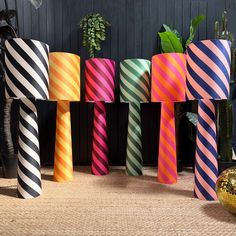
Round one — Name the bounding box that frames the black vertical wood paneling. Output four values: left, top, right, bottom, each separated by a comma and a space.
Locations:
0, 0, 235, 166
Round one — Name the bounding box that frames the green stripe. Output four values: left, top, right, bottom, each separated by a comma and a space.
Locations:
126, 102, 143, 176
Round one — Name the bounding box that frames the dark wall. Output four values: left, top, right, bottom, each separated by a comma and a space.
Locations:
1, 0, 236, 166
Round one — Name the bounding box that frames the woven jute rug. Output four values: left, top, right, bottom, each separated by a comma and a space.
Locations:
0, 167, 235, 236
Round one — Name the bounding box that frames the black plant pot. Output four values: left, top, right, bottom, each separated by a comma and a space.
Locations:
218, 160, 236, 174
1, 153, 17, 178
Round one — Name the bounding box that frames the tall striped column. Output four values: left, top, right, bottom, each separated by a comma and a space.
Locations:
120, 59, 151, 176
49, 52, 80, 182
151, 53, 186, 184
186, 39, 231, 200
85, 58, 115, 176
4, 38, 50, 199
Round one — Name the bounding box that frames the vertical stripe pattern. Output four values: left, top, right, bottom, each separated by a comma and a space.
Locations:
4, 38, 49, 199
49, 53, 80, 182
151, 53, 186, 184
85, 58, 115, 175
120, 59, 151, 176
186, 39, 231, 200
53, 100, 73, 182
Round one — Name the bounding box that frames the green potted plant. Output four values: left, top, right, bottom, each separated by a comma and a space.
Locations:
214, 11, 236, 173
79, 13, 110, 58
157, 15, 205, 171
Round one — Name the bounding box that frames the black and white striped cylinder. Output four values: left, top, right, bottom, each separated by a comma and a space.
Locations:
4, 38, 50, 199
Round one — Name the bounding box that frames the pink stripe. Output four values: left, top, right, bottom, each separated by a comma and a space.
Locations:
85, 82, 99, 101
93, 131, 108, 152
92, 142, 108, 163
187, 47, 227, 98
186, 70, 212, 98
172, 53, 187, 75
158, 157, 177, 181
93, 58, 115, 88
195, 151, 218, 182
85, 63, 114, 100
162, 102, 175, 121
159, 129, 176, 153
195, 167, 217, 200
153, 64, 183, 101
91, 165, 100, 175
92, 153, 108, 174
160, 113, 175, 138
158, 167, 172, 183
194, 182, 206, 200
151, 85, 163, 101
203, 99, 216, 115
205, 41, 230, 73
159, 141, 176, 166
94, 118, 107, 138
158, 55, 186, 87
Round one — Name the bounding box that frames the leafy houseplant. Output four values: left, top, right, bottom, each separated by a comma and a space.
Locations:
158, 15, 205, 171
79, 13, 110, 58
214, 11, 236, 171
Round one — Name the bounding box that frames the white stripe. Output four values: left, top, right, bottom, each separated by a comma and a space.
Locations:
6, 41, 49, 98
17, 179, 33, 199
19, 136, 40, 163
5, 55, 43, 98
5, 73, 26, 98
20, 108, 38, 132
19, 124, 39, 148
18, 153, 41, 180
18, 166, 41, 193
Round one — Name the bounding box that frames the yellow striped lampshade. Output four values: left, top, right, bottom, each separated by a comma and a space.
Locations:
49, 52, 80, 101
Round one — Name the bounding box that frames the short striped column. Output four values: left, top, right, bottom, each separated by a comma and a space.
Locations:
4, 38, 50, 199
120, 59, 151, 176
151, 53, 186, 184
49, 52, 80, 182
85, 58, 115, 175
186, 39, 231, 200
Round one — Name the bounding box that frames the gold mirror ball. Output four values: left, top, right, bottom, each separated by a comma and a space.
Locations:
216, 166, 236, 215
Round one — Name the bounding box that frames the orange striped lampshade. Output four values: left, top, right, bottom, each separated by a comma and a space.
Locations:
49, 52, 80, 101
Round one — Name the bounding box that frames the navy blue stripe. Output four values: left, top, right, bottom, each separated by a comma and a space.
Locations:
197, 130, 218, 158
194, 175, 215, 200
199, 100, 215, 121
186, 68, 203, 99
212, 40, 231, 66
196, 146, 218, 175
195, 157, 217, 191
186, 57, 221, 99
198, 42, 230, 85
188, 47, 228, 98
198, 117, 216, 141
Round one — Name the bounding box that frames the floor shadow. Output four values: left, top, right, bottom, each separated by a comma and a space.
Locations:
41, 173, 54, 181
201, 203, 236, 223
92, 168, 193, 198
0, 186, 17, 198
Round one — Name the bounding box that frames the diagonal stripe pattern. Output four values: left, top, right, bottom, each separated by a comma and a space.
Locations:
120, 59, 151, 176
85, 58, 115, 175
53, 100, 73, 182
49, 52, 80, 182
186, 39, 231, 200
4, 38, 49, 199
151, 53, 186, 184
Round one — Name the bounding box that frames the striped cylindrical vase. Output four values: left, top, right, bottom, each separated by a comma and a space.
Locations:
186, 39, 231, 200
120, 59, 151, 176
151, 53, 186, 184
4, 38, 50, 199
49, 52, 80, 182
85, 58, 115, 176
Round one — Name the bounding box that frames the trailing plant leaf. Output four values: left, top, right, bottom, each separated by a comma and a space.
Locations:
185, 15, 205, 48
158, 31, 184, 53
162, 24, 182, 43
79, 13, 110, 58
186, 112, 198, 126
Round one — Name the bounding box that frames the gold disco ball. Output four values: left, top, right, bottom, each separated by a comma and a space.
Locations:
216, 166, 236, 215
